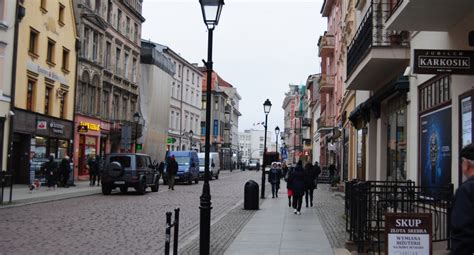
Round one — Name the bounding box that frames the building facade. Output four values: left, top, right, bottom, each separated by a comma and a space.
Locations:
12, 0, 77, 184
139, 40, 174, 161
282, 84, 303, 164
164, 48, 202, 153
238, 129, 272, 165
0, 0, 16, 172
73, 0, 145, 179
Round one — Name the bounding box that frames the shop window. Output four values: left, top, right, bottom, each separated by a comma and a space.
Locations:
419, 75, 451, 113
62, 47, 69, 72
58, 3, 65, 26
29, 28, 39, 57
386, 95, 408, 181
44, 86, 52, 115
46, 38, 56, 66
27, 79, 35, 111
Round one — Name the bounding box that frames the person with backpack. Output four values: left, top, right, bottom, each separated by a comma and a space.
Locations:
268, 162, 282, 198
288, 160, 305, 215
303, 161, 316, 207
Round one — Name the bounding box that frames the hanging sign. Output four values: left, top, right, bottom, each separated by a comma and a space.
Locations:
37, 121, 47, 130
385, 213, 432, 255
414, 49, 474, 75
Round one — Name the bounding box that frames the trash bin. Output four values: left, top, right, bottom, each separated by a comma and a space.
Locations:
244, 180, 259, 210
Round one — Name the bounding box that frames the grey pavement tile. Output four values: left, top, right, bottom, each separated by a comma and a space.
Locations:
234, 232, 282, 242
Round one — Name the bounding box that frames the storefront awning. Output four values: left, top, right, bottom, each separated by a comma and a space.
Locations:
349, 76, 409, 129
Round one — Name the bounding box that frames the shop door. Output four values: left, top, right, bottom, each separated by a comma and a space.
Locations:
12, 134, 30, 184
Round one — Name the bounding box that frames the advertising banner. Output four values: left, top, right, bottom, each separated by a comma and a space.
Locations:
420, 105, 452, 189
385, 213, 432, 255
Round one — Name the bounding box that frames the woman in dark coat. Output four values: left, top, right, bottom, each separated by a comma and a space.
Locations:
268, 162, 282, 198
303, 162, 316, 207
289, 160, 305, 215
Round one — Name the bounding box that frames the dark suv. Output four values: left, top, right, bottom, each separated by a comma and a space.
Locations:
101, 153, 160, 195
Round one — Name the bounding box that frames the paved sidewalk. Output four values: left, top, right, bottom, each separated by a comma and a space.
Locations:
0, 181, 101, 208
225, 192, 333, 255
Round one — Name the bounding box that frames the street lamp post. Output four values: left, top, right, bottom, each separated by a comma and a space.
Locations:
199, 1, 224, 254
224, 108, 231, 170
261, 99, 272, 199
133, 112, 140, 152
275, 126, 280, 157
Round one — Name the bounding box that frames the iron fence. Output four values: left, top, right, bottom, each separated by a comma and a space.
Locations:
345, 180, 453, 253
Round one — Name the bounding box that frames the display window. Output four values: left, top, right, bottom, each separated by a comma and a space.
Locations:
79, 135, 97, 175
459, 91, 473, 184
386, 95, 408, 181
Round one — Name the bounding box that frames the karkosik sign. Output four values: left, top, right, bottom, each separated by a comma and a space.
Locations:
414, 49, 474, 75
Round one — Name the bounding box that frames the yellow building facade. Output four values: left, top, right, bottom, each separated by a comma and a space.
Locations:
11, 0, 77, 184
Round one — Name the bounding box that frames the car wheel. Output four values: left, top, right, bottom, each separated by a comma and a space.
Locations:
151, 178, 159, 192
120, 187, 128, 193
136, 179, 146, 195
102, 184, 112, 195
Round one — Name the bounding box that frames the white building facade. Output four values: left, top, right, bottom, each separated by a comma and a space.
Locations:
163, 47, 203, 152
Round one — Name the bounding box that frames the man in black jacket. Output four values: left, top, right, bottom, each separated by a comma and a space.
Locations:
168, 155, 178, 190
451, 143, 474, 255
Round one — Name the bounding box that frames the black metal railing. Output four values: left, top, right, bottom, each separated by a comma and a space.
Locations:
345, 180, 453, 253
347, 1, 409, 77
164, 208, 180, 255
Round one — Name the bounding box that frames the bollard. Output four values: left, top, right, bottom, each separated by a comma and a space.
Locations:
244, 180, 259, 210
165, 212, 172, 255
173, 208, 179, 255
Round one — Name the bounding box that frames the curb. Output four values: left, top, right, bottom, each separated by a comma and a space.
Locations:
0, 190, 102, 209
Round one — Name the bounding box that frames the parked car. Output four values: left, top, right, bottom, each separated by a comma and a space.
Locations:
248, 159, 259, 170
101, 153, 160, 195
198, 152, 220, 180
164, 151, 199, 184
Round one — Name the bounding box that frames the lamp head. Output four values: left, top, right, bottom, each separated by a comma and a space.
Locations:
133, 112, 140, 123
275, 126, 280, 135
199, 0, 225, 30
263, 99, 272, 114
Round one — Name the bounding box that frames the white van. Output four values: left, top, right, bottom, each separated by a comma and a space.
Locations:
198, 152, 220, 180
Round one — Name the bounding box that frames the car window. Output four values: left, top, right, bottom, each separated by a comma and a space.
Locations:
175, 156, 190, 166
109, 156, 131, 168
137, 156, 147, 168
199, 159, 205, 166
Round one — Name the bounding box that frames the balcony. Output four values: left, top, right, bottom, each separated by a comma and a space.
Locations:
385, 0, 474, 31
318, 32, 335, 57
319, 74, 335, 93
317, 116, 334, 133
346, 2, 410, 91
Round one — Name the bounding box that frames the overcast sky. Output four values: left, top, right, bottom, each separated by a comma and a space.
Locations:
142, 0, 326, 135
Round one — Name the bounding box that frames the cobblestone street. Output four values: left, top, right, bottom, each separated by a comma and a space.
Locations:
0, 170, 261, 254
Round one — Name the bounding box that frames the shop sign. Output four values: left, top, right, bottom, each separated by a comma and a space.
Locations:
77, 124, 88, 133
414, 49, 474, 75
27, 61, 69, 85
37, 121, 47, 130
50, 122, 64, 134
385, 213, 432, 255
80, 121, 100, 131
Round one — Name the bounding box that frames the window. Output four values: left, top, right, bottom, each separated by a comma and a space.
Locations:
59, 90, 67, 118
176, 112, 180, 130
112, 95, 119, 120
171, 83, 175, 98
170, 111, 174, 129
130, 100, 136, 115
124, 52, 129, 78
126, 17, 130, 37
29, 28, 39, 56
132, 58, 137, 82
191, 90, 194, 105
214, 97, 219, 110
186, 69, 189, 81
40, 0, 47, 12
117, 9, 121, 31
46, 39, 56, 65
58, 4, 65, 25
259, 136, 264, 141
95, 0, 101, 13
88, 84, 96, 114
386, 95, 407, 181
122, 97, 127, 120
62, 48, 69, 72
27, 79, 35, 111
178, 65, 181, 77
0, 45, 4, 90
102, 90, 109, 117
107, 0, 112, 23
185, 88, 188, 102
192, 73, 195, 84
419, 75, 451, 113
83, 27, 89, 58
134, 23, 138, 42
44, 86, 51, 115
92, 32, 98, 61
105, 42, 111, 69
115, 48, 121, 74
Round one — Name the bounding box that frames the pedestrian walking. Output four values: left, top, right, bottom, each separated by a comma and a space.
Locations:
87, 155, 99, 186
59, 155, 71, 188
289, 160, 305, 215
314, 161, 321, 189
303, 161, 316, 207
451, 143, 474, 255
268, 162, 282, 198
285, 163, 294, 207
158, 161, 165, 182
42, 155, 57, 190
168, 155, 178, 190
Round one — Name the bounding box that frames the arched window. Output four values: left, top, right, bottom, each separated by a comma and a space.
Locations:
90, 75, 99, 115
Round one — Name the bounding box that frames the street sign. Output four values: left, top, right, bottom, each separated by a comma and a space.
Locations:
77, 124, 88, 133
167, 137, 176, 144
136, 143, 142, 151
385, 213, 432, 255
